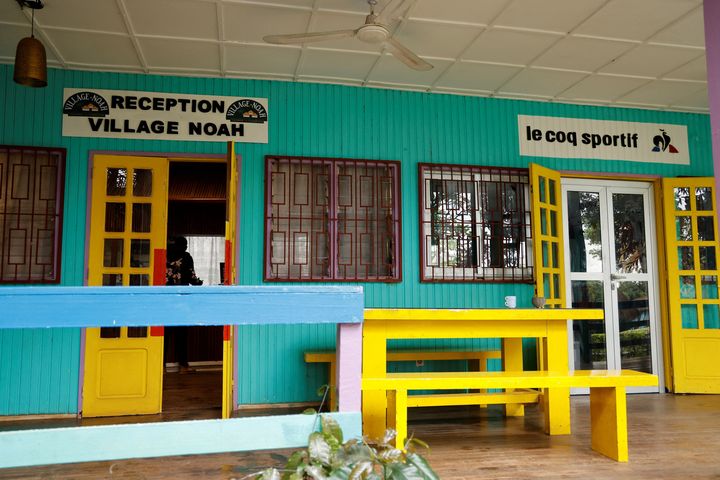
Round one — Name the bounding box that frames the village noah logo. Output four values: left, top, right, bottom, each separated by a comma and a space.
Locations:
63, 91, 110, 117
226, 99, 267, 124
652, 129, 679, 154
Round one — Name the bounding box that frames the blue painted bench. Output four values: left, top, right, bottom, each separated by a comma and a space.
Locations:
0, 286, 364, 469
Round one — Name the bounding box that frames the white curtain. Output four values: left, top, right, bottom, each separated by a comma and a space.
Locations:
186, 235, 225, 286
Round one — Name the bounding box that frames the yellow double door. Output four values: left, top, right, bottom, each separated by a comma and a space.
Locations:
83, 148, 238, 418
533, 166, 720, 394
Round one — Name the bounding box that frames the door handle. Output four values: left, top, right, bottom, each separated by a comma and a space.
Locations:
610, 273, 626, 281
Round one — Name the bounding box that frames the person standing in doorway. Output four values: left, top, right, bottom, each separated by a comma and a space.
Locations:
166, 236, 203, 373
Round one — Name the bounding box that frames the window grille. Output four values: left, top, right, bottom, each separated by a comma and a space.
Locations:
265, 156, 401, 282
419, 163, 532, 282
0, 145, 65, 283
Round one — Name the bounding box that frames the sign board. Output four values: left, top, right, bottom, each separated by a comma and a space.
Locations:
518, 115, 690, 165
62, 89, 268, 143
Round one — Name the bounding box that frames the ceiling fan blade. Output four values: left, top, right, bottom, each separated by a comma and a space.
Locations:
385, 37, 433, 71
263, 29, 356, 45
376, 0, 413, 24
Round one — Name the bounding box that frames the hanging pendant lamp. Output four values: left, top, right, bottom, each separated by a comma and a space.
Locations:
13, 0, 47, 88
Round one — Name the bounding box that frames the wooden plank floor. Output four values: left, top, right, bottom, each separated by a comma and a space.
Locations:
2, 392, 720, 478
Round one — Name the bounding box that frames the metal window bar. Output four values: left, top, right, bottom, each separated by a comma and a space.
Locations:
420, 163, 533, 283
0, 145, 65, 284
265, 156, 400, 282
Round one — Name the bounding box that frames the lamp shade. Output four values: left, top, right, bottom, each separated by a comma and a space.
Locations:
14, 36, 47, 88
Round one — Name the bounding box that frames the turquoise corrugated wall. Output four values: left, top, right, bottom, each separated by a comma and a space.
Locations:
0, 65, 712, 411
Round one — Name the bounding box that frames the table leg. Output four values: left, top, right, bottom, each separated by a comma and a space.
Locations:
502, 338, 525, 417
362, 321, 388, 439
544, 322, 571, 435
590, 386, 628, 462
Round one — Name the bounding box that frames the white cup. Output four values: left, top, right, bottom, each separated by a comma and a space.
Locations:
504, 295, 517, 308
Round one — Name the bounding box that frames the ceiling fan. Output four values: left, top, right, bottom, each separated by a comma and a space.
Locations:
263, 0, 432, 71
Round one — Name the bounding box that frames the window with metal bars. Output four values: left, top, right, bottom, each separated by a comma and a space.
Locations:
265, 156, 401, 282
0, 145, 65, 284
419, 163, 533, 282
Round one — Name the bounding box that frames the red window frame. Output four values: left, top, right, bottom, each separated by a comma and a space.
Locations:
419, 163, 533, 283
264, 155, 401, 282
0, 145, 66, 284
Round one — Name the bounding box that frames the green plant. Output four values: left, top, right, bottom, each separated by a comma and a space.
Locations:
254, 415, 439, 480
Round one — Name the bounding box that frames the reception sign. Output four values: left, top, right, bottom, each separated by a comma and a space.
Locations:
62, 88, 268, 143
518, 115, 689, 165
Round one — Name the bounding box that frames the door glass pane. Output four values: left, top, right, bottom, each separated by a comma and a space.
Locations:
130, 274, 149, 286
106, 168, 127, 196
103, 239, 123, 267
548, 179, 556, 205
542, 241, 549, 267
698, 216, 715, 241
540, 208, 547, 235
566, 191, 602, 273
702, 276, 718, 299
539, 177, 546, 203
674, 187, 690, 211
105, 203, 126, 232
695, 187, 713, 211
676, 216, 692, 241
102, 273, 123, 286
682, 304, 698, 329
678, 247, 694, 270
617, 281, 652, 373
571, 280, 606, 369
133, 169, 152, 197
130, 239, 150, 268
700, 246, 716, 270
613, 193, 646, 273
550, 210, 557, 236
132, 203, 151, 233
703, 305, 720, 329
680, 276, 696, 299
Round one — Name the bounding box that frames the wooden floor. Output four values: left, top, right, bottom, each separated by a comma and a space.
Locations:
2, 391, 720, 479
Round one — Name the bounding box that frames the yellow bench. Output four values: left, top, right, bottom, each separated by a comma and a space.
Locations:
362, 369, 658, 462
306, 349, 501, 411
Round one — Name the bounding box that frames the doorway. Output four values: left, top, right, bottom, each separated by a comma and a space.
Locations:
562, 179, 663, 393
163, 160, 227, 419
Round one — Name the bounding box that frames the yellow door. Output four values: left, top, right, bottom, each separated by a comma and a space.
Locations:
222, 142, 238, 418
663, 177, 720, 393
529, 164, 569, 429
530, 163, 566, 309
83, 155, 169, 417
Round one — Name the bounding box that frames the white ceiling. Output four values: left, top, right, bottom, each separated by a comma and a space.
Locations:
0, 0, 709, 112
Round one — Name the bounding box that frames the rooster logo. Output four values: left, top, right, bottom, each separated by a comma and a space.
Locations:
652, 129, 679, 153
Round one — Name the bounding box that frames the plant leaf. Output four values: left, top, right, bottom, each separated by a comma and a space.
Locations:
348, 460, 374, 480
384, 463, 426, 480
405, 438, 429, 451
285, 450, 308, 471
304, 464, 329, 480
308, 432, 332, 464
321, 415, 344, 444
328, 465, 352, 480
257, 468, 282, 480
381, 429, 397, 446
303, 408, 318, 415
405, 453, 440, 480
317, 384, 330, 397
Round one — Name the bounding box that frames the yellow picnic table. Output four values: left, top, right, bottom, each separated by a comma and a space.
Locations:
362, 308, 604, 439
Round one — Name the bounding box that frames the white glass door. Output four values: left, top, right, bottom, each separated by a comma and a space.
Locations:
562, 179, 663, 393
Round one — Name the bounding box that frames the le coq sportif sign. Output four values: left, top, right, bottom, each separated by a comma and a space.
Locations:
518, 115, 689, 165
62, 88, 268, 143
